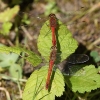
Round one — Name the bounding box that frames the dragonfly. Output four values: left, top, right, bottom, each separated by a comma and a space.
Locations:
45, 45, 89, 89
49, 14, 57, 46
46, 45, 57, 89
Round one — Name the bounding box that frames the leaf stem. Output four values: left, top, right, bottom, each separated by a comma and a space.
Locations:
0, 74, 27, 82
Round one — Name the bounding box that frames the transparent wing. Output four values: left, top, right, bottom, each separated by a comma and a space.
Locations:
56, 54, 89, 75
66, 54, 89, 64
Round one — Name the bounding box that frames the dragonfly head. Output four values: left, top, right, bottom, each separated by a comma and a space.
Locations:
49, 13, 56, 18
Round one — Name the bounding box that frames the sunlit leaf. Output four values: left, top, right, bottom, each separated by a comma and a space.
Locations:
0, 53, 19, 68
22, 66, 64, 100
45, 2, 59, 15
0, 22, 12, 35
65, 65, 100, 93
0, 5, 20, 22
9, 64, 22, 79
37, 20, 78, 62
90, 51, 100, 62
0, 46, 42, 66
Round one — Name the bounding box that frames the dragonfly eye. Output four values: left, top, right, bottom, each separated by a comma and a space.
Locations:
50, 46, 57, 50
49, 13, 56, 18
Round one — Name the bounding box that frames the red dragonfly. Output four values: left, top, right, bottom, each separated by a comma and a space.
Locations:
45, 46, 57, 89
49, 14, 57, 46
45, 46, 89, 89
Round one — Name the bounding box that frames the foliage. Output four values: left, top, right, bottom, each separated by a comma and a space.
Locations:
22, 66, 64, 100
0, 5, 19, 35
38, 20, 78, 62
0, 44, 41, 80
45, 1, 59, 15
0, 44, 20, 77
90, 51, 100, 63
0, 22, 12, 35
67, 65, 100, 93
21, 13, 31, 25
0, 46, 42, 67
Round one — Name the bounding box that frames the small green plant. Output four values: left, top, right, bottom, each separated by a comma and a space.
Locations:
21, 13, 31, 25
45, 1, 59, 16
0, 50, 21, 78
90, 51, 100, 63
0, 5, 19, 35
0, 44, 41, 79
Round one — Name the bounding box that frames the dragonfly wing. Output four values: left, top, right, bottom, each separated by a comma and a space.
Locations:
57, 61, 86, 76
57, 60, 70, 75
67, 54, 89, 64
56, 54, 89, 76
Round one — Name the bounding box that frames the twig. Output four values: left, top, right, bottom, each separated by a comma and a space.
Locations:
21, 26, 33, 40
88, 38, 100, 50
88, 2, 100, 13
17, 82, 22, 99
7, 39, 14, 46
0, 87, 11, 100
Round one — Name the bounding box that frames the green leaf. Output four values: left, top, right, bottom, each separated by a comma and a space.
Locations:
0, 5, 19, 35
9, 64, 22, 79
0, 5, 20, 22
21, 13, 31, 25
95, 56, 100, 62
0, 46, 21, 54
0, 46, 42, 66
0, 22, 12, 35
12, 0, 23, 5
65, 65, 100, 93
0, 53, 19, 68
45, 1, 59, 15
90, 51, 100, 62
22, 66, 64, 100
37, 20, 78, 62
90, 51, 98, 58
